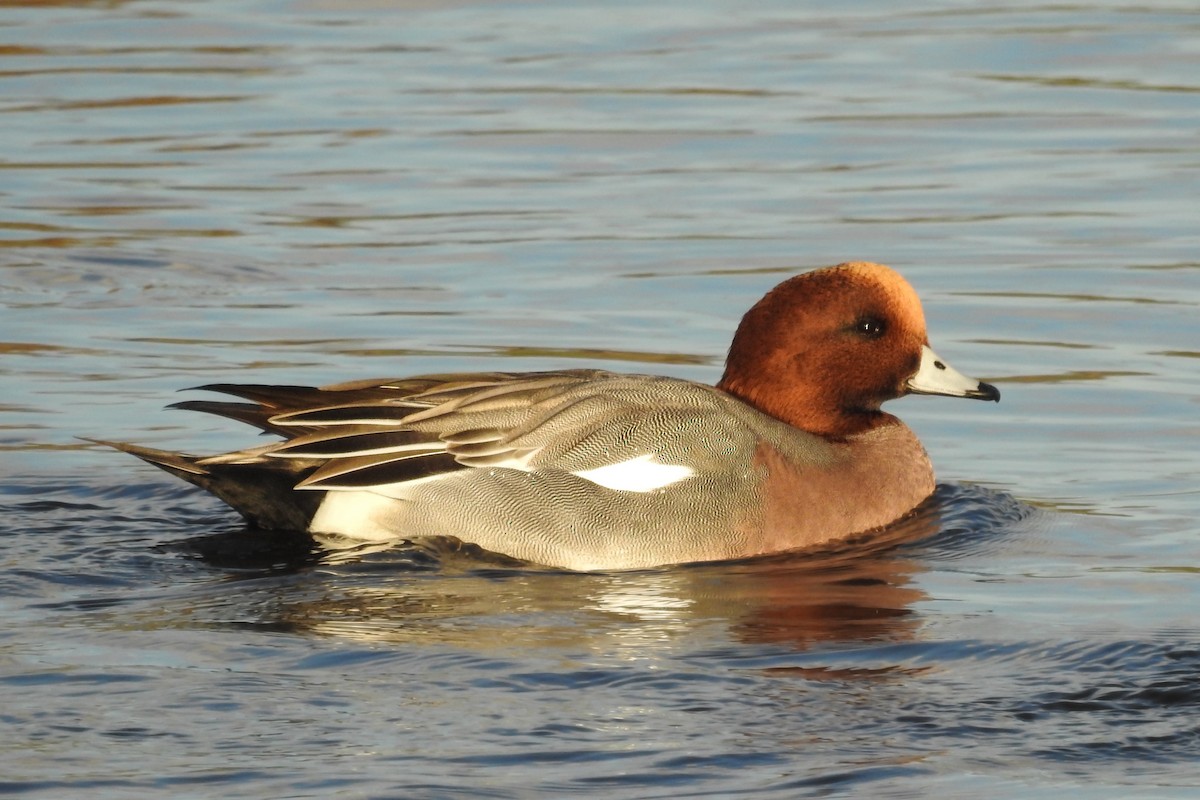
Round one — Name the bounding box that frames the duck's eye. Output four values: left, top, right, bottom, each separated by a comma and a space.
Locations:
853, 317, 887, 339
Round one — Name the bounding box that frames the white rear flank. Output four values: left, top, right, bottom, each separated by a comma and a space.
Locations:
309, 490, 403, 541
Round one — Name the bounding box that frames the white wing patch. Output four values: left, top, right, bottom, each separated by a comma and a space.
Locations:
573, 454, 695, 493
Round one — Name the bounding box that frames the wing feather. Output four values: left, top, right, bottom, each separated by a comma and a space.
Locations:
268, 427, 437, 459
163, 369, 732, 495
297, 450, 459, 489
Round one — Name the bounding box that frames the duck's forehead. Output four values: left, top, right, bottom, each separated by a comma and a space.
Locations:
837, 262, 925, 328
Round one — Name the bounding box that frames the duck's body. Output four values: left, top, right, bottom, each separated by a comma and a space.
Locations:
108, 262, 999, 571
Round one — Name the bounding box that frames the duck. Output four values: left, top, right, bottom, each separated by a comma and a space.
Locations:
104, 261, 999, 571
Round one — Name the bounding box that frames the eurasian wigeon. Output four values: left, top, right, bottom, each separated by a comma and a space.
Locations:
106, 262, 999, 571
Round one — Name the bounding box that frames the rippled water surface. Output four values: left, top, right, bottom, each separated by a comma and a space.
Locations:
2, 1, 1199, 797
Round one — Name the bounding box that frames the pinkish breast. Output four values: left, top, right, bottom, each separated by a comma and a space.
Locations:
742, 421, 936, 557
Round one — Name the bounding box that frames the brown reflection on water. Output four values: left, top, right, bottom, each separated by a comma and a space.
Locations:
720, 507, 936, 650
0, 1, 134, 7
999, 369, 1150, 385
170, 498, 941, 655
954, 289, 1190, 306
6, 94, 253, 113
468, 344, 713, 365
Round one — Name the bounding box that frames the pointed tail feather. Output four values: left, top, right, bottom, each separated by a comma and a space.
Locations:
168, 400, 290, 435
84, 438, 209, 481
88, 438, 323, 531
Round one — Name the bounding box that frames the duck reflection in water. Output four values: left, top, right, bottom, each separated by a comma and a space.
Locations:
175, 486, 994, 655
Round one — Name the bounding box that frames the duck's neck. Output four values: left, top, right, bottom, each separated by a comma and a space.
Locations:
716, 372, 895, 440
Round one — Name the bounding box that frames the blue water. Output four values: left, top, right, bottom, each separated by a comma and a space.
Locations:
2, 1, 1198, 797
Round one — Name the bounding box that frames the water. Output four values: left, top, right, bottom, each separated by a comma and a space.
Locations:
2, 0, 1198, 796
